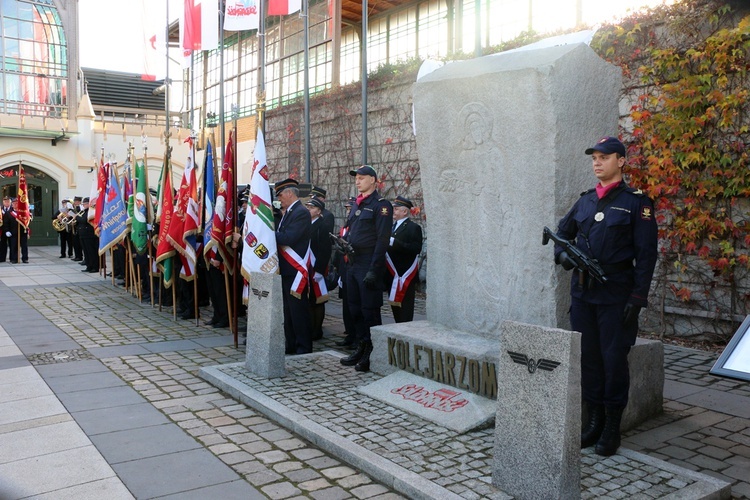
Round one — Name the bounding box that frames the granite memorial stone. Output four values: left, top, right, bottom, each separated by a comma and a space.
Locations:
244, 271, 286, 378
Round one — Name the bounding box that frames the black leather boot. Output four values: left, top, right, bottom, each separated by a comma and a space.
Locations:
595, 406, 624, 456
581, 403, 605, 448
340, 341, 366, 366
354, 341, 373, 372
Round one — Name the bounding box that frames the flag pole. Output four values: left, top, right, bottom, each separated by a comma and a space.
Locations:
361, 0, 368, 165
257, 0, 266, 134
303, 0, 311, 183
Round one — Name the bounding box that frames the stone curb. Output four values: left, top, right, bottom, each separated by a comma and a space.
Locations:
199, 354, 467, 500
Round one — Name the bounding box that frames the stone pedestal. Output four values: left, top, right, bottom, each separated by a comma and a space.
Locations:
244, 272, 285, 378
413, 43, 622, 332
492, 321, 581, 499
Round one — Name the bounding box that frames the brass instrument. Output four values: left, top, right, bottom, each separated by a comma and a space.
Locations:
53, 212, 77, 232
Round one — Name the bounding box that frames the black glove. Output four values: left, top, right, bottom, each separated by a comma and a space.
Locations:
623, 303, 642, 330
556, 251, 576, 271
363, 271, 379, 290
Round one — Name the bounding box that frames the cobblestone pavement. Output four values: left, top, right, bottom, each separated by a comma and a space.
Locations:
2, 246, 749, 498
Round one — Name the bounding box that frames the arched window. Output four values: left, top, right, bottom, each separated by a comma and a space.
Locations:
1, 0, 68, 117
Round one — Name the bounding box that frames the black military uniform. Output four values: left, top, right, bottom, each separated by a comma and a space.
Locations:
386, 196, 423, 323
275, 178, 313, 355
555, 136, 658, 457
71, 196, 84, 261
340, 166, 392, 372
0, 196, 13, 262
52, 201, 73, 258
77, 199, 99, 273
306, 197, 333, 340
9, 199, 29, 263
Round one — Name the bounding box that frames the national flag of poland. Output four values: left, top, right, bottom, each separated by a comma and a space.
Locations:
182, 0, 219, 52
268, 0, 301, 16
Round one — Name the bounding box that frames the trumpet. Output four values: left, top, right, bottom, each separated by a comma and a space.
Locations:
53, 213, 77, 232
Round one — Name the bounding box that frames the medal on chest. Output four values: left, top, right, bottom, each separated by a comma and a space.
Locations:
354, 209, 361, 216
594, 211, 604, 222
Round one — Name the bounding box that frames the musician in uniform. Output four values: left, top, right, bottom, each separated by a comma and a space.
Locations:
0, 196, 13, 263
339, 165, 392, 372
71, 196, 84, 261
53, 199, 73, 258
554, 136, 657, 457
306, 197, 332, 341
385, 196, 423, 323
77, 197, 99, 273
275, 178, 313, 355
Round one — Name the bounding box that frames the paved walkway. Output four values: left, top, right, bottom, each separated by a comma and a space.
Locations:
0, 246, 748, 498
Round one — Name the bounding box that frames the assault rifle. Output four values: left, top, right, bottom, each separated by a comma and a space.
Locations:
542, 226, 608, 285
329, 232, 355, 260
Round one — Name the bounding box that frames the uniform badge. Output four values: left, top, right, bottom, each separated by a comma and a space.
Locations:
641, 206, 652, 220
355, 210, 361, 216
380, 207, 389, 216
594, 212, 604, 222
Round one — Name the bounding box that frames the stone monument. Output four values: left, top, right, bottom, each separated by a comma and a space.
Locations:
492, 321, 581, 499
245, 272, 286, 378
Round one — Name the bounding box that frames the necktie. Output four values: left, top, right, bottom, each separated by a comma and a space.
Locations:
392, 221, 397, 233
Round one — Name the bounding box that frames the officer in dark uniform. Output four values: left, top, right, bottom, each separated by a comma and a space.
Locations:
340, 165, 393, 372
306, 197, 333, 340
71, 196, 84, 261
386, 196, 423, 323
0, 196, 13, 262
554, 136, 658, 457
76, 198, 99, 273
275, 178, 313, 355
310, 186, 335, 236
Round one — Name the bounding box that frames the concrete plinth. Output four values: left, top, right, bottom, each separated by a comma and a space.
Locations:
244, 272, 285, 378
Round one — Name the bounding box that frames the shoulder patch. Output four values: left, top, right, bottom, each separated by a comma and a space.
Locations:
640, 205, 653, 221
380, 206, 390, 216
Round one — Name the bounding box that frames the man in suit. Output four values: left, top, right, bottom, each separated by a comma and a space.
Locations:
275, 178, 313, 355
0, 196, 13, 262
386, 196, 423, 322
306, 197, 332, 340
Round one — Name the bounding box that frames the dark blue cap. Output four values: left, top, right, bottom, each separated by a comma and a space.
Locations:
305, 197, 325, 210
393, 196, 413, 209
349, 165, 377, 179
585, 136, 626, 157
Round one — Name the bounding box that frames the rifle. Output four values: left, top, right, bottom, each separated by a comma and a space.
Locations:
542, 226, 608, 285
329, 232, 355, 260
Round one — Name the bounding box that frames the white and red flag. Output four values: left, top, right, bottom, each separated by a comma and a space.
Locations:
268, 0, 301, 16
182, 0, 219, 52
224, 0, 259, 31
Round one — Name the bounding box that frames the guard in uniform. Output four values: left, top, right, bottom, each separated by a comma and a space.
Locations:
306, 197, 332, 340
554, 136, 657, 457
275, 178, 313, 355
310, 185, 335, 236
340, 165, 392, 372
0, 196, 13, 262
10, 198, 29, 263
71, 196, 84, 261
386, 196, 423, 323
77, 198, 99, 273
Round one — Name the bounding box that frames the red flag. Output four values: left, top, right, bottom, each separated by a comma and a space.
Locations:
155, 153, 176, 281
210, 131, 235, 271
268, 0, 301, 16
93, 161, 109, 234
15, 164, 31, 229
167, 138, 199, 280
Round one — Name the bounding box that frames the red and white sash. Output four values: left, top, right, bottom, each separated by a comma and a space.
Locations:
281, 244, 310, 299
385, 253, 419, 307
307, 251, 329, 304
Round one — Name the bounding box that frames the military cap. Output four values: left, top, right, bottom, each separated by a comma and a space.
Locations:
311, 185, 327, 198
274, 178, 299, 196
2, 196, 10, 201
305, 197, 325, 210
585, 136, 626, 157
82, 197, 90, 203
349, 165, 377, 179
392, 196, 413, 209
344, 196, 356, 207
73, 196, 82, 202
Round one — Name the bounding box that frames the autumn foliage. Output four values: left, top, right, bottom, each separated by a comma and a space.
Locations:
592, 0, 750, 338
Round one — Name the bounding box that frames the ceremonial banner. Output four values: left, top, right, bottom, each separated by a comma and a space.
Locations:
155, 154, 175, 287
210, 131, 235, 269
167, 138, 199, 280
131, 160, 151, 254
241, 129, 278, 278
224, 0, 259, 31
268, 0, 301, 16
98, 164, 130, 255
202, 140, 216, 264
92, 161, 109, 232
15, 164, 31, 229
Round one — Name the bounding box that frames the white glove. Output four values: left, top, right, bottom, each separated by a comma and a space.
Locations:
5, 231, 10, 237
147, 224, 153, 231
